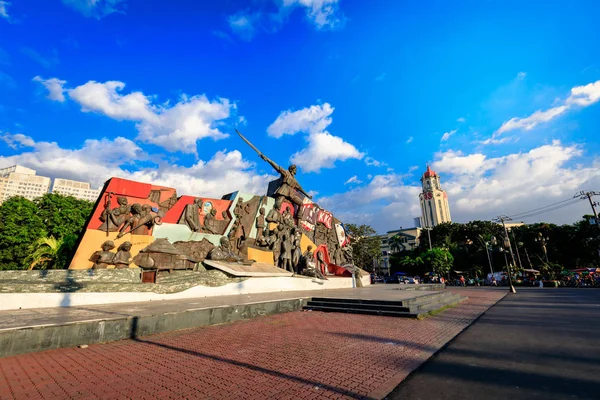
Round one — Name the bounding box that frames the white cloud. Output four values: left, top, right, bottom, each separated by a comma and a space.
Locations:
1, 132, 35, 149
227, 11, 261, 41
489, 79, 600, 142
319, 173, 422, 233
318, 141, 600, 232
441, 129, 457, 142
0, 136, 275, 197
267, 103, 333, 138
227, 0, 344, 39
344, 175, 362, 185
406, 136, 414, 144
35, 78, 235, 154
375, 73, 386, 81
496, 106, 568, 134
268, 102, 363, 172
456, 117, 466, 123
0, 1, 10, 20
284, 0, 344, 29
291, 131, 364, 172
62, 0, 125, 19
33, 76, 67, 102
517, 71, 527, 80
566, 80, 600, 107
364, 156, 386, 167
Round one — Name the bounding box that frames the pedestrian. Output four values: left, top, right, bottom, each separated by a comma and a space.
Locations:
491, 276, 497, 286
459, 276, 466, 287
538, 277, 544, 288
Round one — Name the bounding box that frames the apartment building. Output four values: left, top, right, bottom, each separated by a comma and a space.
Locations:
52, 178, 101, 202
0, 165, 51, 204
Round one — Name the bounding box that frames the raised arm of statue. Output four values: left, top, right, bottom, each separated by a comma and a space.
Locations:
260, 154, 284, 175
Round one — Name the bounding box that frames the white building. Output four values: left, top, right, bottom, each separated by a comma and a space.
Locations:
419, 166, 451, 228
51, 178, 101, 202
377, 227, 422, 275
0, 165, 51, 204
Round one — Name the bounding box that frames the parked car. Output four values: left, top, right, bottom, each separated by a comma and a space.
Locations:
403, 277, 418, 284
384, 275, 400, 284
370, 274, 384, 284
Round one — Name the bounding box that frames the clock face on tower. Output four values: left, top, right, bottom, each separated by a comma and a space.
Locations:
424, 192, 433, 200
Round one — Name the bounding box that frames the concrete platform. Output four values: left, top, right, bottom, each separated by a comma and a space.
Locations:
203, 259, 294, 277
0, 285, 442, 358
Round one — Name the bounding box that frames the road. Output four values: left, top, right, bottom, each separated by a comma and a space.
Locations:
388, 288, 600, 400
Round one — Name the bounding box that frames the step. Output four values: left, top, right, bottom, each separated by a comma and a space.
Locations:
408, 294, 462, 311
305, 300, 409, 313
302, 305, 415, 318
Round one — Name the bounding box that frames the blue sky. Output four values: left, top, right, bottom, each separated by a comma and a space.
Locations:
1, 0, 600, 232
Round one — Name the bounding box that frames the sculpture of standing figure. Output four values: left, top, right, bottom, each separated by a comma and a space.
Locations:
256, 207, 266, 239
113, 241, 132, 269
90, 240, 116, 269
203, 208, 218, 234
280, 234, 293, 272
316, 250, 328, 276
292, 236, 302, 273
266, 197, 283, 224
236, 130, 312, 207
99, 196, 130, 232
179, 198, 203, 232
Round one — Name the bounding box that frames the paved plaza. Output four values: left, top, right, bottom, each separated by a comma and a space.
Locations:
0, 288, 503, 399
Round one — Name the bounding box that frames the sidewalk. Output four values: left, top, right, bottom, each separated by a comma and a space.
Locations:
389, 288, 600, 400
0, 288, 505, 399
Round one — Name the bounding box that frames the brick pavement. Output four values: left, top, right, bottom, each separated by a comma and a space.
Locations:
0, 288, 505, 400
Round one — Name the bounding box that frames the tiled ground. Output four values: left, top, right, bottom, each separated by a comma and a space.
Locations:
0, 288, 505, 400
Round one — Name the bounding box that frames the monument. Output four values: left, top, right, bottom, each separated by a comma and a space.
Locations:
69, 130, 357, 284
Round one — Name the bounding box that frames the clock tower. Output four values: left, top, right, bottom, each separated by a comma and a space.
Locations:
419, 165, 451, 228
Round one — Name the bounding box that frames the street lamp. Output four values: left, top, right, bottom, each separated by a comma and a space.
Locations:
535, 232, 549, 263
477, 234, 494, 277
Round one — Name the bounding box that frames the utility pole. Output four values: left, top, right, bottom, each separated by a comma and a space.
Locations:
424, 227, 433, 251
574, 191, 599, 219
493, 215, 517, 294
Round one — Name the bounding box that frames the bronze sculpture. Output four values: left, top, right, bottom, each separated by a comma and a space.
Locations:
236, 130, 312, 207
266, 197, 283, 224
256, 207, 266, 239
207, 237, 243, 262
179, 198, 203, 232
89, 240, 116, 269
99, 195, 130, 232
113, 241, 132, 269
280, 234, 293, 272
203, 208, 218, 234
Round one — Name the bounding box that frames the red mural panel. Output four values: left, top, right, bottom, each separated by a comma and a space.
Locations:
87, 178, 177, 231
162, 195, 232, 225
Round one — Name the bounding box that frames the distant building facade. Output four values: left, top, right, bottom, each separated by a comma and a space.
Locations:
377, 227, 422, 275
52, 178, 101, 202
0, 165, 100, 204
419, 166, 451, 228
0, 165, 51, 204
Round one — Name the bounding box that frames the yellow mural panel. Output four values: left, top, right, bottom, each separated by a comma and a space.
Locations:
69, 230, 154, 270
300, 233, 316, 253
247, 247, 275, 266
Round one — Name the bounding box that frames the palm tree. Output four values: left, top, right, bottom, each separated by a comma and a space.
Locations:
27, 236, 63, 270
389, 235, 405, 254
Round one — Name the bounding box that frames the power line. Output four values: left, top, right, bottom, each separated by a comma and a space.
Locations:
507, 197, 581, 219
508, 199, 583, 221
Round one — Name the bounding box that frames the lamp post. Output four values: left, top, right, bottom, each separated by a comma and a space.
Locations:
535, 232, 549, 263
478, 234, 494, 277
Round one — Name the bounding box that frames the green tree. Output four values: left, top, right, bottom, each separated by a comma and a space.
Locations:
422, 248, 454, 277
35, 193, 94, 239
26, 236, 63, 270
347, 224, 381, 272
0, 196, 47, 270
